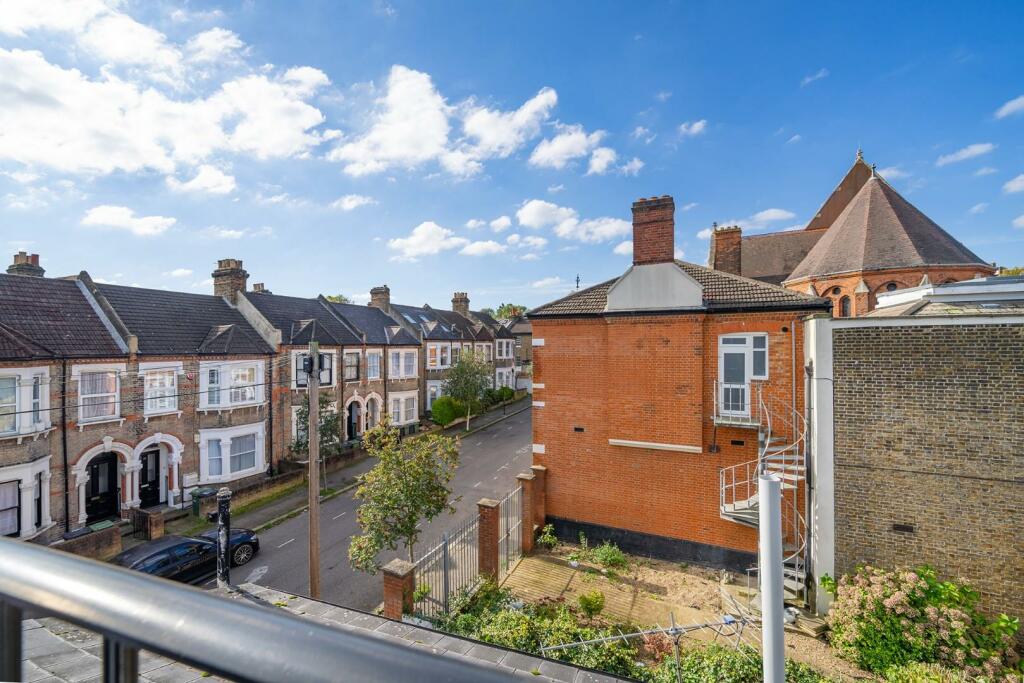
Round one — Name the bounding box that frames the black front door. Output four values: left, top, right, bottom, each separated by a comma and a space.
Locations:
86, 453, 119, 523
139, 449, 161, 508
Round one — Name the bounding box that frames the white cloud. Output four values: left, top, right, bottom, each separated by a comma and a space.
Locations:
974, 167, 997, 176
1, 170, 41, 184
674, 247, 685, 260
1013, 214, 1024, 229
163, 267, 193, 278
529, 123, 606, 170
631, 126, 656, 144
1002, 174, 1024, 194
202, 225, 273, 240
786, 134, 802, 144
555, 217, 631, 243
517, 199, 578, 229
490, 215, 512, 232
532, 276, 562, 289
935, 143, 996, 167
750, 208, 795, 223
460, 240, 506, 256
81, 205, 176, 237
459, 87, 557, 160
166, 165, 236, 195
547, 184, 565, 194
994, 95, 1024, 119
386, 221, 468, 261
465, 219, 486, 229
330, 194, 377, 211
800, 68, 829, 87
506, 234, 547, 250
655, 91, 672, 102
678, 120, 707, 137
681, 202, 698, 211
613, 240, 633, 256
697, 228, 713, 239
619, 157, 644, 176
969, 202, 988, 214
877, 165, 911, 180
185, 27, 245, 64
586, 147, 617, 175
518, 253, 540, 261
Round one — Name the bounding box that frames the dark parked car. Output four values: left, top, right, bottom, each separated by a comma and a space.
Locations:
111, 529, 259, 584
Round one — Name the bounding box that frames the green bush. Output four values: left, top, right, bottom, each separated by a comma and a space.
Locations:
498, 386, 514, 401
578, 590, 605, 617
429, 396, 465, 426
537, 523, 558, 550
823, 565, 1020, 679
592, 541, 628, 569
647, 645, 830, 683
481, 387, 502, 408
884, 662, 979, 682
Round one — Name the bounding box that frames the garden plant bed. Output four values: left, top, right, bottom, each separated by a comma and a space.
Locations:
500, 543, 875, 681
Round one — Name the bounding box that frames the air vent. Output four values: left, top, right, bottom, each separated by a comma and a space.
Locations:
892, 523, 915, 534
573, 426, 585, 433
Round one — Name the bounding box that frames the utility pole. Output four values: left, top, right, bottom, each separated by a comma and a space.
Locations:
215, 487, 231, 589
305, 341, 322, 599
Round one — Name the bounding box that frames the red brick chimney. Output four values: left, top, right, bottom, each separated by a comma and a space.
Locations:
451, 292, 470, 316
212, 258, 248, 302
369, 285, 391, 309
709, 224, 742, 275
631, 196, 675, 265
7, 251, 45, 277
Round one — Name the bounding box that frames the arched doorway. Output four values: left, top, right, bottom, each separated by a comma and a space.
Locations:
366, 398, 379, 430
347, 401, 362, 440
85, 452, 119, 523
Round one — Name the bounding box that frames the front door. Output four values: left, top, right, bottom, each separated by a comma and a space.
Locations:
719, 337, 750, 416
347, 402, 361, 439
86, 452, 119, 523
139, 449, 161, 508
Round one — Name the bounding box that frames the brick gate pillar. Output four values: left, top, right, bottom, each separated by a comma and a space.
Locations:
477, 498, 500, 581
530, 464, 547, 528
382, 558, 415, 620
517, 472, 535, 554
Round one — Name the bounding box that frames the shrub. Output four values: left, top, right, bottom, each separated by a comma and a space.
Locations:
537, 523, 558, 550
482, 388, 502, 408
498, 386, 514, 401
823, 565, 1020, 679
477, 608, 539, 651
884, 662, 978, 682
578, 590, 605, 617
413, 584, 431, 603
647, 645, 830, 683
592, 541, 628, 569
429, 396, 465, 426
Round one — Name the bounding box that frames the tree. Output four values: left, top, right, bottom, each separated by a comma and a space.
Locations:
494, 303, 526, 319
348, 418, 459, 572
1000, 266, 1023, 276
478, 306, 497, 317
290, 400, 342, 460
324, 294, 350, 303
443, 350, 492, 431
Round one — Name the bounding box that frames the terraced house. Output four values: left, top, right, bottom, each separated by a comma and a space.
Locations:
529, 196, 831, 605
0, 253, 275, 542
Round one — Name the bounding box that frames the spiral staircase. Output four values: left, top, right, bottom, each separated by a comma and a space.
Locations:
718, 385, 808, 610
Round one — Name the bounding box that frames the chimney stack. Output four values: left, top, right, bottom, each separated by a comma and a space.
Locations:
212, 258, 248, 302
451, 292, 470, 316
708, 224, 742, 275
631, 196, 676, 265
7, 251, 45, 277
252, 282, 270, 294
369, 285, 391, 309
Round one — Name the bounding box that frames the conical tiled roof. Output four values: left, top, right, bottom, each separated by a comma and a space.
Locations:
785, 175, 988, 282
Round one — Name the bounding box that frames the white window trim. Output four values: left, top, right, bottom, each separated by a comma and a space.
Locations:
0, 366, 52, 441
366, 349, 382, 380
290, 349, 337, 390
390, 349, 418, 379
290, 405, 307, 443
389, 390, 418, 425
342, 350, 361, 383
198, 422, 266, 484
0, 456, 53, 539
718, 333, 769, 381
73, 363, 125, 427
199, 360, 265, 411
142, 368, 180, 418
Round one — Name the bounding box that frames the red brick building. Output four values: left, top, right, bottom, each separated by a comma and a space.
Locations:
529, 196, 830, 589
709, 152, 996, 316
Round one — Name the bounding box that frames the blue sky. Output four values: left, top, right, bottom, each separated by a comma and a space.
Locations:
1, 1, 1022, 309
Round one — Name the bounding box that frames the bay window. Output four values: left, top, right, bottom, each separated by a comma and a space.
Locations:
200, 424, 266, 482
404, 397, 416, 423
229, 366, 257, 404
403, 352, 415, 377
0, 481, 17, 537
0, 378, 15, 435
451, 345, 460, 365
440, 344, 450, 367
427, 344, 438, 369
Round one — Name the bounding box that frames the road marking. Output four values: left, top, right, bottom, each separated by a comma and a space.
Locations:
277, 538, 295, 548
475, 440, 484, 446
492, 475, 498, 480
498, 464, 509, 470
244, 565, 269, 583
332, 511, 347, 520
473, 481, 482, 488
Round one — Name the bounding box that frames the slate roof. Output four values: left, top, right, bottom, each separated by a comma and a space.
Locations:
739, 229, 826, 285
529, 261, 829, 317
96, 283, 273, 356
247, 293, 361, 346
390, 304, 462, 341
435, 309, 493, 341
472, 310, 513, 338
786, 176, 990, 282
0, 274, 125, 360
328, 302, 420, 346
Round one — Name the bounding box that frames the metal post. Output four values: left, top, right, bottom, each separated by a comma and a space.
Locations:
102, 637, 138, 682
216, 487, 231, 589
0, 601, 21, 682
442, 533, 450, 614
759, 474, 785, 683
307, 341, 322, 599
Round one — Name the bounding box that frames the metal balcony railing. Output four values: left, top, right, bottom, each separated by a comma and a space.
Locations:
712, 380, 763, 426
0, 537, 516, 683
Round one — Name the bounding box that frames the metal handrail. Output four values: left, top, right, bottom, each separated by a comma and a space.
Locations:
0, 538, 515, 683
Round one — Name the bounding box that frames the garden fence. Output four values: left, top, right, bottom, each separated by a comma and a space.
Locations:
412, 515, 479, 619
498, 486, 523, 582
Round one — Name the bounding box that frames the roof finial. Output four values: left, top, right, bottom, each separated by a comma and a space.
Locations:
856, 146, 864, 162
870, 163, 877, 178
575, 274, 581, 291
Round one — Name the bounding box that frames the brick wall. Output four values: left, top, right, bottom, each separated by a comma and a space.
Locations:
709, 226, 742, 275
831, 323, 1023, 616
531, 309, 811, 564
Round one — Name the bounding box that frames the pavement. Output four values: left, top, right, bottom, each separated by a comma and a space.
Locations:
218, 400, 533, 610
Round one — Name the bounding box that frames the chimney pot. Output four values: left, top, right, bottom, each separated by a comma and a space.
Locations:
212, 258, 248, 302
369, 284, 391, 310
451, 291, 470, 316
7, 251, 45, 277
630, 195, 676, 265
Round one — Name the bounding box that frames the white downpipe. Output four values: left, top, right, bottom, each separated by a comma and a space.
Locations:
759, 474, 785, 683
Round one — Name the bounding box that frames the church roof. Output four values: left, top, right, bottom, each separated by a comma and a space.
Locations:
786, 174, 990, 282
739, 229, 827, 285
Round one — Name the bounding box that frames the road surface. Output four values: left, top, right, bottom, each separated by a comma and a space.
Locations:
236, 408, 532, 610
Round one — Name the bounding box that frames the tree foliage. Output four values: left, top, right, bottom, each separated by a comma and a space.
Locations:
348, 418, 460, 573
324, 294, 351, 303
999, 265, 1023, 276
494, 302, 527, 319
290, 399, 342, 459
430, 395, 466, 427
443, 350, 493, 430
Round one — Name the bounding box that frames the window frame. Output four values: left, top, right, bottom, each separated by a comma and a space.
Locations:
0, 480, 18, 537
199, 361, 264, 410
143, 369, 178, 415
343, 351, 360, 383
0, 376, 16, 435
717, 333, 770, 388
199, 423, 266, 484
390, 391, 418, 425
403, 351, 416, 378
366, 351, 381, 380
292, 350, 336, 389
78, 370, 120, 423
